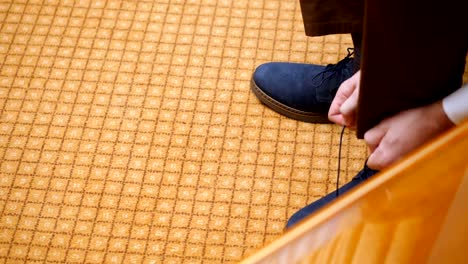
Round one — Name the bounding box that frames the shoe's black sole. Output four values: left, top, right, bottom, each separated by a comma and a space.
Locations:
250, 77, 332, 124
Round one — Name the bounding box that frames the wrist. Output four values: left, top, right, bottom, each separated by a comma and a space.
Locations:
430, 101, 455, 131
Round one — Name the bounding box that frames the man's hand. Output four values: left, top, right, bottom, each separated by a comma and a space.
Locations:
328, 71, 360, 128
365, 101, 455, 170
329, 70, 455, 170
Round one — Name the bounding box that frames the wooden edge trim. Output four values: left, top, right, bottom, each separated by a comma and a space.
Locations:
241, 121, 468, 263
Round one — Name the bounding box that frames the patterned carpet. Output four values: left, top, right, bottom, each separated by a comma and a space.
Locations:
0, 0, 369, 263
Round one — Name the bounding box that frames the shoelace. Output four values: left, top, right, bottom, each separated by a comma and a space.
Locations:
311, 48, 355, 88
336, 126, 346, 197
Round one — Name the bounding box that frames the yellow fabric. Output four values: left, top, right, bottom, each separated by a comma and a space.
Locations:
0, 0, 369, 262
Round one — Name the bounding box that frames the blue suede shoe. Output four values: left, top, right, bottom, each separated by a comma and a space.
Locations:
285, 165, 379, 229
251, 50, 356, 123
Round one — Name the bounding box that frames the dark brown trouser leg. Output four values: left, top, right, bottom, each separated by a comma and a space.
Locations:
356, 0, 468, 137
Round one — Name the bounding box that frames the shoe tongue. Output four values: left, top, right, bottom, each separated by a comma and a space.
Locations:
323, 56, 351, 70
336, 57, 354, 70
312, 57, 355, 103
316, 57, 353, 82
331, 57, 354, 85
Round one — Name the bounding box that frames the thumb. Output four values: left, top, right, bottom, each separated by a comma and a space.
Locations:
366, 132, 399, 170
367, 147, 386, 170
339, 87, 359, 127
364, 123, 388, 153
340, 87, 359, 115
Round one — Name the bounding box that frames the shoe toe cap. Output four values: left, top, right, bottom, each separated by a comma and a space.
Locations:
252, 62, 326, 110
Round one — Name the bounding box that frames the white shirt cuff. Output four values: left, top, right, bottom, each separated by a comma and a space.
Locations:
442, 83, 468, 125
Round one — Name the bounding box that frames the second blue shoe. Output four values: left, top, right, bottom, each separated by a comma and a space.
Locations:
285, 165, 379, 229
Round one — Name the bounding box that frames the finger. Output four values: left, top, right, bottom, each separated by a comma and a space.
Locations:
328, 90, 350, 119
367, 147, 388, 170
339, 89, 358, 127
328, 114, 346, 126
329, 72, 359, 113
328, 82, 357, 125
340, 87, 359, 115
364, 124, 388, 153
343, 114, 356, 128
367, 139, 399, 170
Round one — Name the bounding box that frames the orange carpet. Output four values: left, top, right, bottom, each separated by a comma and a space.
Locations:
0, 0, 370, 262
